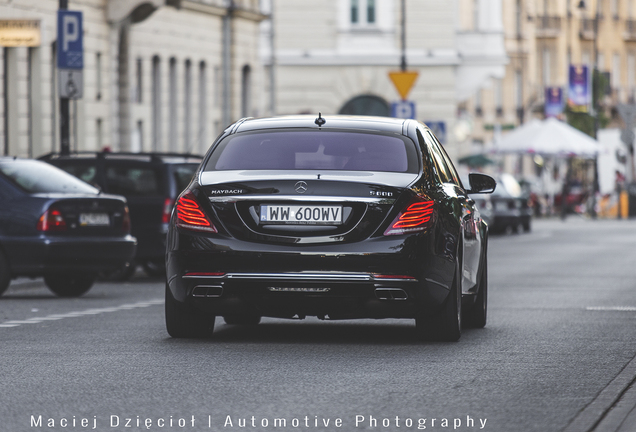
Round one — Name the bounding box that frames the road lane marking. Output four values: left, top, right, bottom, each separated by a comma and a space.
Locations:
586, 306, 636, 311
0, 298, 164, 328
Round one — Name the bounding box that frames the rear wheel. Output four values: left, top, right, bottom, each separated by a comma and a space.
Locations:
464, 252, 487, 328
0, 248, 11, 297
165, 285, 216, 338
224, 314, 261, 326
44, 273, 97, 297
415, 261, 462, 342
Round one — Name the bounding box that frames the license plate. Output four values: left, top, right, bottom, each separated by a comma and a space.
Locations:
260, 205, 342, 225
79, 213, 110, 226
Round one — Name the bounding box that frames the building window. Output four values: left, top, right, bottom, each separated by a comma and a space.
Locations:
96, 52, 102, 101
135, 57, 142, 104
612, 0, 619, 18
351, 0, 376, 25
198, 61, 207, 154
151, 55, 161, 151
515, 71, 523, 109
613, 53, 621, 89
473, 0, 480, 30
582, 50, 591, 66
184, 59, 192, 152
169, 57, 177, 151
598, 52, 605, 71
495, 79, 503, 116
96, 118, 103, 150
628, 53, 635, 98
241, 64, 251, 118
542, 48, 552, 86
475, 89, 483, 116
516, 0, 522, 36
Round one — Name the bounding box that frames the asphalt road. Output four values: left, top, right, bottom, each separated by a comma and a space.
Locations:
2, 218, 636, 432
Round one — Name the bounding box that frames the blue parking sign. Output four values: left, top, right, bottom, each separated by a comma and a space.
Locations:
57, 10, 83, 69
391, 101, 416, 119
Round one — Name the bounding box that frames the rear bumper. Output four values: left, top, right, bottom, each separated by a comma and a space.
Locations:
5, 235, 137, 275
166, 232, 456, 320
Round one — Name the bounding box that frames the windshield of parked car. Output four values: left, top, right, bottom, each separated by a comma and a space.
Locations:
0, 159, 99, 194
204, 130, 419, 173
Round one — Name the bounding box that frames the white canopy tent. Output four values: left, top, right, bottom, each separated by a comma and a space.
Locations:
495, 118, 600, 157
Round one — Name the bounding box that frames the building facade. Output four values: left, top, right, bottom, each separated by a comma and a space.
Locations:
467, 0, 636, 149
263, 0, 507, 159
0, 0, 266, 158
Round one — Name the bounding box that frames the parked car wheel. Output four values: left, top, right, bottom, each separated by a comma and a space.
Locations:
0, 248, 11, 296
44, 273, 97, 297
165, 285, 216, 338
415, 261, 462, 342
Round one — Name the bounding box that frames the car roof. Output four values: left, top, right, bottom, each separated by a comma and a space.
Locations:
231, 115, 409, 135
39, 151, 202, 164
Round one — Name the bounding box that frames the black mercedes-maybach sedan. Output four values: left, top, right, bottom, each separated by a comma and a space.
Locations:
165, 115, 496, 341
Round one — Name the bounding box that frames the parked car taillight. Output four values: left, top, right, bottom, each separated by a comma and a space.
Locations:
176, 192, 217, 233
122, 206, 131, 233
37, 208, 67, 232
162, 198, 174, 224
384, 195, 435, 236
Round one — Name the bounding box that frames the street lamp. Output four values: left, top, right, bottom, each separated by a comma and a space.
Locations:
577, 0, 600, 218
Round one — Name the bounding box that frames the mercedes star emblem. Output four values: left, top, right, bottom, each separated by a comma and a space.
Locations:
294, 181, 308, 194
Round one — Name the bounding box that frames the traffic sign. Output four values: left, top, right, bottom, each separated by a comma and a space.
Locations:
391, 100, 416, 119
57, 10, 83, 69
424, 121, 447, 144
389, 71, 418, 100
58, 68, 83, 99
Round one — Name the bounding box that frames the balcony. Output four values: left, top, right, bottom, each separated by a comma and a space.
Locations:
535, 16, 561, 38
625, 20, 636, 41
579, 18, 597, 40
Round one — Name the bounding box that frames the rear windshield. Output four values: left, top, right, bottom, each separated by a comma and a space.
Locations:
105, 165, 162, 197
204, 130, 419, 173
0, 159, 98, 194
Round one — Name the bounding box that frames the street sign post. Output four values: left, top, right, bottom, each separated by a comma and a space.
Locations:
56, 8, 83, 155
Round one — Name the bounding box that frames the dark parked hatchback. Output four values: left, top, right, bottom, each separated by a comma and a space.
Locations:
40, 152, 202, 277
0, 158, 136, 297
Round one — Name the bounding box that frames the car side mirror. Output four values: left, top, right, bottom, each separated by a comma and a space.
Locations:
467, 173, 496, 194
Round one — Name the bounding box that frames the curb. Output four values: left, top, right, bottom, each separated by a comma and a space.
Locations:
563, 353, 636, 432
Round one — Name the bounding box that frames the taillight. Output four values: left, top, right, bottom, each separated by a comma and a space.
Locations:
176, 192, 217, 233
122, 206, 131, 233
162, 198, 174, 224
37, 208, 67, 232
384, 196, 435, 236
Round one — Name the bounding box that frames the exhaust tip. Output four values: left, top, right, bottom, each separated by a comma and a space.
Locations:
375, 288, 408, 300
192, 285, 223, 298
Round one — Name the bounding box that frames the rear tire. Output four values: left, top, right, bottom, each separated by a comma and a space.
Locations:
44, 273, 97, 297
415, 261, 462, 342
464, 252, 487, 328
165, 285, 215, 338
0, 248, 11, 297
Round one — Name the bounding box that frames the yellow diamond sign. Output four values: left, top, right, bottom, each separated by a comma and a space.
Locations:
389, 71, 419, 100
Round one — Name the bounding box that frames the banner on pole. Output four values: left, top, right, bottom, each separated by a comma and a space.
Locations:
567, 65, 591, 113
